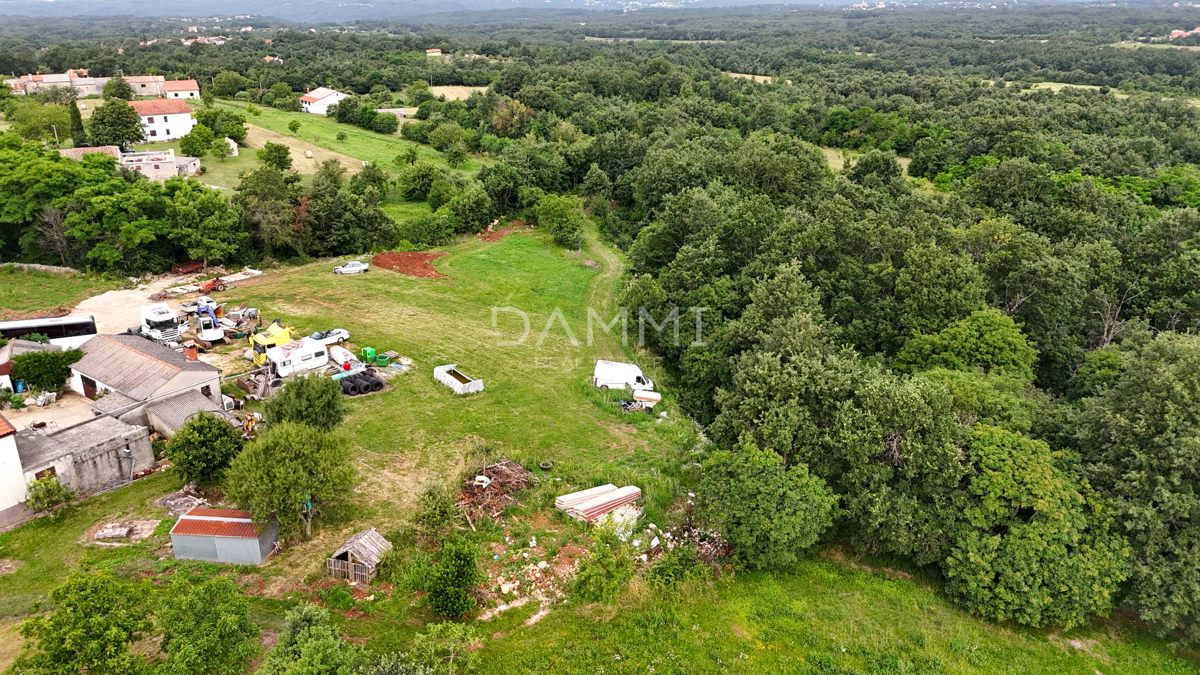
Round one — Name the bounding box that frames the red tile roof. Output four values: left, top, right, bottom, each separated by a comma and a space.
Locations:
0, 413, 14, 439
300, 94, 319, 103
170, 507, 264, 538
128, 99, 194, 116
164, 79, 199, 91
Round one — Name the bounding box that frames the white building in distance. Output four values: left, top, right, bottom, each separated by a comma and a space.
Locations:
129, 99, 197, 142
300, 87, 351, 115
164, 79, 201, 99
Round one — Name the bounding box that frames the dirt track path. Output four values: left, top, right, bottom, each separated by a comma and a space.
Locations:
243, 124, 362, 175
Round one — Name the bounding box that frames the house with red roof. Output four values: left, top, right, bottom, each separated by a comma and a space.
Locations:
300, 86, 351, 115
164, 79, 200, 100
128, 99, 197, 142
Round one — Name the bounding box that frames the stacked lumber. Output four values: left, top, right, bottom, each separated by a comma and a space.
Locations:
555, 484, 642, 521
554, 484, 617, 511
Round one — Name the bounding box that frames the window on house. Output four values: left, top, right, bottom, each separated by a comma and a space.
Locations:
201, 385, 212, 397
147, 117, 154, 123
166, 129, 170, 135
149, 130, 157, 137
35, 467, 58, 480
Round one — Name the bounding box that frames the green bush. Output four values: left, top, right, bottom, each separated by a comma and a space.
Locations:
413, 481, 459, 545
572, 530, 633, 603
319, 584, 355, 610
26, 475, 76, 513
647, 544, 710, 589
264, 374, 346, 431
427, 541, 483, 618
166, 411, 244, 484
699, 438, 837, 570
11, 348, 83, 392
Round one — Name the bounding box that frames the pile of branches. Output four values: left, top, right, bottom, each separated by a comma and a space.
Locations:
458, 460, 531, 522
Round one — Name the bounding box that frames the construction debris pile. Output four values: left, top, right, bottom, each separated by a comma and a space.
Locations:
158, 483, 208, 514
458, 460, 531, 521
555, 484, 642, 522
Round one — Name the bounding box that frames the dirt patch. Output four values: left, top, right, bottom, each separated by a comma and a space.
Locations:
244, 124, 361, 175
478, 220, 530, 242
821, 549, 913, 581
372, 252, 447, 278
0, 305, 72, 322
72, 275, 185, 334
0, 560, 24, 576
430, 85, 487, 101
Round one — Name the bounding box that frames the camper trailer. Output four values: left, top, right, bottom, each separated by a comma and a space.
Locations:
266, 337, 329, 377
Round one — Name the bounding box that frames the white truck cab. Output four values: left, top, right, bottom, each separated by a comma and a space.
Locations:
140, 303, 182, 343
593, 360, 654, 391
266, 337, 330, 377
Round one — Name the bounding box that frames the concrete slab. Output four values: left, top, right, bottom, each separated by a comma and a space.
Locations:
4, 392, 96, 433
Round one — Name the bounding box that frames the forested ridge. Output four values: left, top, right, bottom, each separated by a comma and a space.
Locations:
7, 3, 1200, 649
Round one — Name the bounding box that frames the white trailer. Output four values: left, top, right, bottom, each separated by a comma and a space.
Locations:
266, 337, 330, 377
592, 360, 654, 391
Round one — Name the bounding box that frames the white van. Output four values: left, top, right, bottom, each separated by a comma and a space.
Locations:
266, 337, 330, 377
593, 360, 654, 391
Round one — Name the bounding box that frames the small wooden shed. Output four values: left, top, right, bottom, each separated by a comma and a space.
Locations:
327, 527, 392, 583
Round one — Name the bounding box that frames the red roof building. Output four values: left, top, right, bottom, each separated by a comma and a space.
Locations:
170, 507, 278, 565
164, 79, 200, 100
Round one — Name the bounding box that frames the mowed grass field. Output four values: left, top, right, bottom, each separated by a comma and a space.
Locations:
3, 226, 1199, 673
204, 100, 489, 175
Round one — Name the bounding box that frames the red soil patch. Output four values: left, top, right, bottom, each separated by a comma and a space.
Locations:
372, 251, 447, 278
478, 220, 529, 242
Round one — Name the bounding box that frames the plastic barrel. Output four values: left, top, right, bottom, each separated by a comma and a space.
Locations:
361, 347, 376, 362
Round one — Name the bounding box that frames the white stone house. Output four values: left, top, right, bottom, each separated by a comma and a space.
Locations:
68, 334, 221, 435
300, 87, 351, 115
128, 99, 197, 142
0, 415, 27, 517
165, 79, 201, 99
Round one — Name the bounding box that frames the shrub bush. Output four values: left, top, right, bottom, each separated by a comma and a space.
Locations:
11, 348, 83, 392
26, 475, 76, 513
572, 530, 633, 603
427, 541, 483, 618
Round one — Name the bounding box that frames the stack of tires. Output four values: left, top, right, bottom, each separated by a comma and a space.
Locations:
339, 371, 385, 396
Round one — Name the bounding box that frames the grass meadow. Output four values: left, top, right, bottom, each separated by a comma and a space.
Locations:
1, 224, 1197, 674
0, 266, 122, 319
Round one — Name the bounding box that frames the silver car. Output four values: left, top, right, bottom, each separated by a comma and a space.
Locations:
333, 261, 370, 274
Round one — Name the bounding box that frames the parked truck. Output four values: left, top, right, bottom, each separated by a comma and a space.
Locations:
592, 360, 654, 391
138, 303, 183, 344
250, 321, 296, 367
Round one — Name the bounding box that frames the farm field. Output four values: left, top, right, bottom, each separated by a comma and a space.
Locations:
3, 226, 1197, 674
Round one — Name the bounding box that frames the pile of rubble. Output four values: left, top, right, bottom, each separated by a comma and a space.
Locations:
457, 460, 531, 522
158, 483, 208, 514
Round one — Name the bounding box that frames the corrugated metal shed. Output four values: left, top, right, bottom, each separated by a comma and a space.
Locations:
170, 507, 277, 565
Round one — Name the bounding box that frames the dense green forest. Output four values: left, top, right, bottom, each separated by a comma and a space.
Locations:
9, 2, 1200, 660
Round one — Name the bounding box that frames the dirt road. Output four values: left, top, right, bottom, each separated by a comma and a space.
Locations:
72, 276, 183, 334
